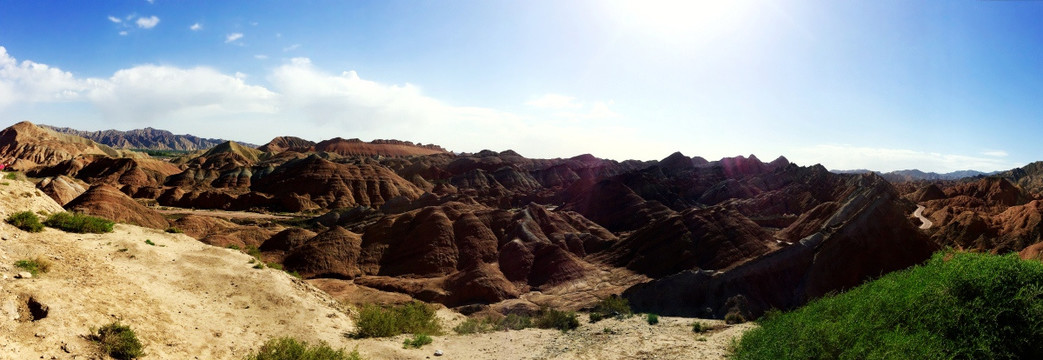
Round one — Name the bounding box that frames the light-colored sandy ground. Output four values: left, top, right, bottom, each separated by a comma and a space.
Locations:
352, 313, 754, 360
0, 176, 754, 359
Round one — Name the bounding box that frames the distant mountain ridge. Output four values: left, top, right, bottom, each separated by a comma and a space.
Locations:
832, 168, 995, 182
42, 125, 256, 150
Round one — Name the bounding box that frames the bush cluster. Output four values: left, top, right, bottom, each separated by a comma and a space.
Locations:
402, 333, 433, 349
735, 251, 1043, 359
352, 301, 441, 338
6, 211, 44, 232
645, 313, 659, 325
535, 308, 579, 332
588, 295, 632, 323
89, 322, 144, 360
453, 313, 535, 334
244, 337, 361, 360
44, 212, 114, 233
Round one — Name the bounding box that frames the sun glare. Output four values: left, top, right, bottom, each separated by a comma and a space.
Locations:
606, 0, 757, 44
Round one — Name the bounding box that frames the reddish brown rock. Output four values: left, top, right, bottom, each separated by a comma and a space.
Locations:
65, 184, 169, 229
37, 175, 89, 205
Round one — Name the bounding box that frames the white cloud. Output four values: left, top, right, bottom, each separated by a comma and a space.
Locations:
146, 0, 154, 3
526, 93, 581, 109
983, 150, 1008, 157
0, 48, 662, 160
190, 23, 202, 31
119, 31, 128, 36
107, 16, 122, 23
225, 33, 244, 43
254, 54, 268, 60
86, 65, 278, 124
136, 16, 160, 29
0, 46, 87, 108
790, 144, 1018, 173
282, 44, 301, 52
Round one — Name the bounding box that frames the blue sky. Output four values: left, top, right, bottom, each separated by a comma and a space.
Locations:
0, 1, 1041, 172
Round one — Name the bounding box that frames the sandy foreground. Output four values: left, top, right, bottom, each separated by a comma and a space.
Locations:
0, 178, 752, 359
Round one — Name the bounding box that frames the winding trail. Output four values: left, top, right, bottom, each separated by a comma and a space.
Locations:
913, 205, 933, 230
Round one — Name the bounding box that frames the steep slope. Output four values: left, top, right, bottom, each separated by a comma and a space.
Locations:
0, 121, 140, 171
0, 179, 354, 358
64, 184, 171, 229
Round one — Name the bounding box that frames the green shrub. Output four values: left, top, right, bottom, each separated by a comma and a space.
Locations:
402, 333, 433, 349
246, 245, 263, 260
165, 227, 183, 233
691, 321, 707, 333
244, 337, 361, 360
646, 313, 659, 325
267, 262, 284, 270
144, 239, 156, 246
535, 308, 579, 332
15, 257, 52, 276
352, 301, 441, 338
44, 212, 114, 233
454, 317, 496, 334
6, 211, 44, 232
227, 244, 241, 250
89, 322, 144, 360
589, 295, 632, 322
498, 313, 533, 331
4, 172, 16, 180
735, 251, 1043, 359
724, 311, 746, 324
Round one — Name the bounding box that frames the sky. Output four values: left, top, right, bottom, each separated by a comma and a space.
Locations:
0, 0, 1041, 173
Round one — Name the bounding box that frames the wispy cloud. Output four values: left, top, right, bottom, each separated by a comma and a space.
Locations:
983, 150, 1009, 157
254, 54, 268, 60
282, 44, 301, 52
790, 144, 1018, 173
135, 16, 160, 29
225, 33, 244, 43
119, 31, 128, 36
0, 48, 665, 160
189, 23, 202, 31
107, 16, 122, 23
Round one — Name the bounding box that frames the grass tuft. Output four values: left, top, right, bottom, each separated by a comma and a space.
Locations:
243, 337, 361, 360
646, 313, 659, 325
15, 257, 52, 276
735, 251, 1043, 359
165, 227, 183, 233
6, 211, 44, 232
89, 322, 144, 360
402, 333, 433, 349
44, 212, 114, 233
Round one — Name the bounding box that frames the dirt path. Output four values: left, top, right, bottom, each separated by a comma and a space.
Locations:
155, 207, 295, 220
913, 205, 933, 230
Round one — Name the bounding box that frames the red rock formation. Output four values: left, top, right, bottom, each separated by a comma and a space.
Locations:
314, 137, 447, 157
65, 184, 170, 229
37, 175, 88, 205
0, 121, 139, 171
252, 155, 424, 212
257, 136, 316, 153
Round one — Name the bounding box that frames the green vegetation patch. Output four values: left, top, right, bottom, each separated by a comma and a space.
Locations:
165, 226, 183, 233
15, 257, 52, 276
6, 211, 44, 232
89, 322, 144, 360
402, 333, 433, 349
535, 308, 579, 332
588, 295, 633, 323
44, 212, 114, 233
735, 251, 1043, 359
645, 313, 659, 325
352, 301, 442, 338
244, 337, 361, 360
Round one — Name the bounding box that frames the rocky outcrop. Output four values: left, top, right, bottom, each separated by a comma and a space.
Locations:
314, 137, 448, 157
65, 184, 170, 229
37, 175, 88, 205
41, 125, 245, 150
0, 121, 140, 171
252, 155, 424, 212
258, 136, 316, 153
622, 172, 938, 319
